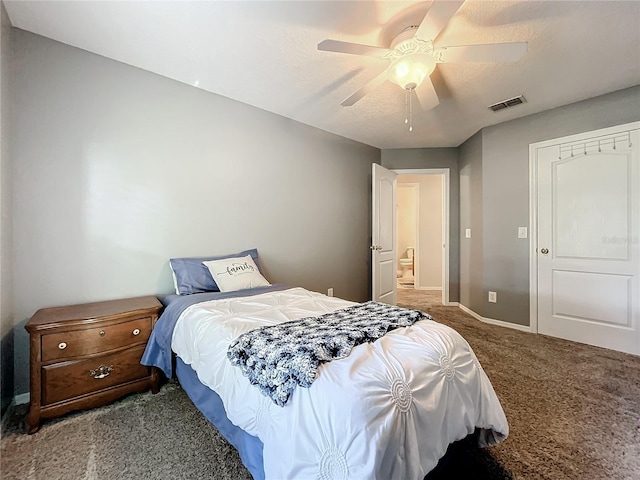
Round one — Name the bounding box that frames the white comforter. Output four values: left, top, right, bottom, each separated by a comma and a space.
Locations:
172, 287, 508, 480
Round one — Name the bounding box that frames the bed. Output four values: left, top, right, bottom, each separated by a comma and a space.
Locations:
142, 282, 508, 480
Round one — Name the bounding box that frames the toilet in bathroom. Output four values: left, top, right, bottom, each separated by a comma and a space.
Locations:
398, 247, 414, 280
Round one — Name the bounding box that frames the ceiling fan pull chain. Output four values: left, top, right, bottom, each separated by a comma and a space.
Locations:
405, 89, 409, 125
409, 88, 413, 132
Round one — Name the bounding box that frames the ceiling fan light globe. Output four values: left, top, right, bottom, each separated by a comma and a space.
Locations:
387, 53, 436, 91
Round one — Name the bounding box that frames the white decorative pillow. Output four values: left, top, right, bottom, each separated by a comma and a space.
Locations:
202, 255, 270, 292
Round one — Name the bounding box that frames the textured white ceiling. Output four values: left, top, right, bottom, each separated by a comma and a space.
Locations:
5, 1, 640, 148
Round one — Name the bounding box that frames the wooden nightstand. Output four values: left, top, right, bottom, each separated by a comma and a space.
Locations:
25, 296, 162, 434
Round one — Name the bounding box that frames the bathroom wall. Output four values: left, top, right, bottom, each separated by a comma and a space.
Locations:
417, 175, 443, 289
396, 184, 417, 279
398, 174, 443, 290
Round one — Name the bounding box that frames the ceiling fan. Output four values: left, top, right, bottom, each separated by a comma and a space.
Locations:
318, 0, 528, 115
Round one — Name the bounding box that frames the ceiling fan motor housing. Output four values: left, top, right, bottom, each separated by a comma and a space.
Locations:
387, 31, 437, 90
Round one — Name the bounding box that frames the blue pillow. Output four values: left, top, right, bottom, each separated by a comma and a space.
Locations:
170, 248, 262, 295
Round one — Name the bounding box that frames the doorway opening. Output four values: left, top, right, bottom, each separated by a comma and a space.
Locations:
396, 183, 418, 289
394, 169, 449, 305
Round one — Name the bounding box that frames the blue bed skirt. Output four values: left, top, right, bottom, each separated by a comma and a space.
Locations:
175, 356, 265, 480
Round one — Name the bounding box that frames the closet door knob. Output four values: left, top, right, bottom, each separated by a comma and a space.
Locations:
541, 248, 549, 254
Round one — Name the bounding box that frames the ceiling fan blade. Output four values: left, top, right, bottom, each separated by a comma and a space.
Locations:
415, 0, 465, 41
318, 39, 390, 58
341, 70, 389, 107
415, 77, 440, 111
438, 42, 528, 63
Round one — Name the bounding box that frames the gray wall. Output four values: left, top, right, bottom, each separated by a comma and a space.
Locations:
11, 30, 378, 395
383, 86, 640, 326
458, 131, 484, 313
0, 4, 13, 415
7, 27, 639, 401
465, 85, 640, 326
381, 148, 460, 302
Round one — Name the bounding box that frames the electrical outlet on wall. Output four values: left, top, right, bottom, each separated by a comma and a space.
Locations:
327, 288, 334, 297
488, 291, 497, 303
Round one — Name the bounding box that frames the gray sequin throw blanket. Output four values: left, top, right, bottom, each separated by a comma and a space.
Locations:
227, 301, 431, 406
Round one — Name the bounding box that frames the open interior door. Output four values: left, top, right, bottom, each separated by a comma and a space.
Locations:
372, 164, 397, 304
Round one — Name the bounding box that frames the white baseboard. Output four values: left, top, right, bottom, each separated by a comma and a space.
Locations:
415, 287, 443, 291
15, 393, 30, 405
444, 301, 459, 307
458, 304, 532, 333
458, 304, 484, 321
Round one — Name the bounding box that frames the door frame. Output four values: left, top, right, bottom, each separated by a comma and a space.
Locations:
393, 168, 451, 305
528, 121, 640, 333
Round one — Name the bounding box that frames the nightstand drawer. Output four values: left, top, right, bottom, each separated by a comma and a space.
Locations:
41, 316, 152, 362
41, 345, 149, 405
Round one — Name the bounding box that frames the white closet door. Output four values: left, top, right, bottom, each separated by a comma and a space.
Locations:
537, 126, 640, 355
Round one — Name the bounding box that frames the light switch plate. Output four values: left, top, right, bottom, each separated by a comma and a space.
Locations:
518, 227, 528, 239
488, 291, 497, 303
465, 228, 471, 238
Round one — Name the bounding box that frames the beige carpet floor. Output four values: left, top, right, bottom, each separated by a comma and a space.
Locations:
1, 383, 252, 480
2, 290, 639, 479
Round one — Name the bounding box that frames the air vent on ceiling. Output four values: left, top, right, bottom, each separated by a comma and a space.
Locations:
488, 95, 526, 112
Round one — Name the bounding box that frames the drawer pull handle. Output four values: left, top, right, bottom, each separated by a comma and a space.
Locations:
58, 342, 67, 350
99, 330, 106, 337
90, 365, 113, 379
133, 328, 140, 336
